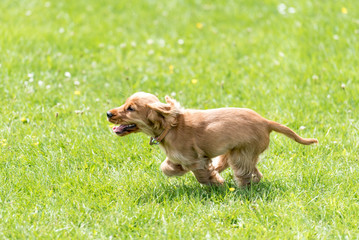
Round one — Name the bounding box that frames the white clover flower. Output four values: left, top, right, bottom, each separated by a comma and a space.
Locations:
131, 42, 136, 47
38, 81, 44, 86
178, 39, 184, 45
28, 73, 34, 78
59, 28, 65, 34
147, 39, 154, 45
74, 81, 80, 86
158, 39, 165, 47
288, 7, 296, 14
65, 72, 71, 78
46, 85, 51, 89
120, 43, 126, 48
299, 126, 306, 130
277, 3, 286, 15
45, 2, 51, 7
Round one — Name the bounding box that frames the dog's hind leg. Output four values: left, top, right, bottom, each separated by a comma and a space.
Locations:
228, 149, 261, 187
191, 159, 225, 185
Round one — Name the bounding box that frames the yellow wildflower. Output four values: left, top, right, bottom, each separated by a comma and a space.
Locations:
169, 65, 174, 74
191, 79, 198, 84
341, 7, 348, 14
74, 90, 81, 95
196, 22, 204, 29
21, 117, 28, 123
229, 188, 235, 192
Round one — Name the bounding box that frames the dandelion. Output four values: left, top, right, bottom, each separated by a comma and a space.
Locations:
229, 188, 235, 192
178, 39, 184, 45
341, 7, 348, 14
169, 65, 174, 74
21, 117, 28, 123
74, 90, 81, 95
341, 83, 346, 89
191, 79, 198, 84
196, 22, 204, 29
65, 72, 71, 78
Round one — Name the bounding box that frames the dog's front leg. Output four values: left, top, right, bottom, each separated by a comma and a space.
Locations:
160, 158, 188, 177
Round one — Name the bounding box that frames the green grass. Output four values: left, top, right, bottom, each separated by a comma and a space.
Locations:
1, 0, 359, 238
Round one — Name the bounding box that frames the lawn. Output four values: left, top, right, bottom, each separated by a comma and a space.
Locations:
0, 0, 358, 238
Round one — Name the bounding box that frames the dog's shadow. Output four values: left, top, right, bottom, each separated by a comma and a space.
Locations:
138, 179, 289, 204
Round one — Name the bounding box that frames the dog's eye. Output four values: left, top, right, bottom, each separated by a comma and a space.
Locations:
127, 106, 135, 112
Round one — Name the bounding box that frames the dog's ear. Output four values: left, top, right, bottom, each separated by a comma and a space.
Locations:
146, 102, 172, 129
147, 102, 172, 116
165, 96, 181, 109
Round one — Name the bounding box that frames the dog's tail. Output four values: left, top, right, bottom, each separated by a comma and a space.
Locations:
268, 121, 318, 145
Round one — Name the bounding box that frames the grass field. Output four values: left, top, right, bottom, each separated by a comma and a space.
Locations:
1, 0, 359, 238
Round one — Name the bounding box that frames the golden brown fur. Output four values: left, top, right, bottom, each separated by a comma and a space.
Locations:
107, 92, 318, 187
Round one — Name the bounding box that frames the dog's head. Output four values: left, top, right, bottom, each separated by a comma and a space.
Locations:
107, 92, 182, 137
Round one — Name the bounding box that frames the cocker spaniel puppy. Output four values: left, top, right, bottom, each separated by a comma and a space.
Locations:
107, 92, 317, 187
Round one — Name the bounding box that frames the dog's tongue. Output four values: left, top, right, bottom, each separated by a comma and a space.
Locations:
112, 125, 125, 133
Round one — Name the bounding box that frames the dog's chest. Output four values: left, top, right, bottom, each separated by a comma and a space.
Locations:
159, 145, 191, 164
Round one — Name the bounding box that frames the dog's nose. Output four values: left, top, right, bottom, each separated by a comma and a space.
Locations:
107, 111, 113, 118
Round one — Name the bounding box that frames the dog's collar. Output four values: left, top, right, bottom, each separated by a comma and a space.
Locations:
149, 127, 171, 145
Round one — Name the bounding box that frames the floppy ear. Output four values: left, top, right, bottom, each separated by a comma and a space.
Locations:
165, 96, 181, 109
147, 102, 172, 115
146, 102, 172, 129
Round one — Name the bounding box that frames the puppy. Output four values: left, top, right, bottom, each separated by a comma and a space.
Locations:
107, 92, 317, 187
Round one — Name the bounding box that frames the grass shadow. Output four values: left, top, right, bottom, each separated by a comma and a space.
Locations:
137, 178, 289, 204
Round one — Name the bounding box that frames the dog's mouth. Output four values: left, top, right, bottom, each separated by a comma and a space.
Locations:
112, 124, 139, 136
